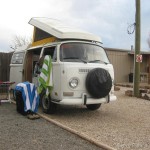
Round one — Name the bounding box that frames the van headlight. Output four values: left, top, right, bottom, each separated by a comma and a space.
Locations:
69, 78, 79, 89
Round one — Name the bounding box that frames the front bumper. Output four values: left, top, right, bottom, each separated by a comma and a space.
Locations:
53, 93, 117, 105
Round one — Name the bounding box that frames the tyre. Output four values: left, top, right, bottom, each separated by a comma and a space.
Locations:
41, 92, 57, 114
86, 104, 101, 110
86, 68, 112, 98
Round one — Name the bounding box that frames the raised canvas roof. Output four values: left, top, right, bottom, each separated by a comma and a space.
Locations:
29, 17, 102, 43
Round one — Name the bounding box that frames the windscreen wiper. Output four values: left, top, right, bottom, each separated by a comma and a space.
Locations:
63, 57, 87, 63
88, 60, 108, 64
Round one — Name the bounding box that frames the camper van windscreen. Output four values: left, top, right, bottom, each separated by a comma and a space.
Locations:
60, 43, 110, 64
11, 52, 25, 64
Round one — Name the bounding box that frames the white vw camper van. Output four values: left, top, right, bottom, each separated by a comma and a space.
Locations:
10, 18, 117, 114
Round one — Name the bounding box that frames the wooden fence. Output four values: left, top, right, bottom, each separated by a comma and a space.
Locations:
0, 52, 13, 81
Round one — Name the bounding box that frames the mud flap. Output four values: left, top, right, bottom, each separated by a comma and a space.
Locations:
107, 94, 110, 103
82, 93, 87, 105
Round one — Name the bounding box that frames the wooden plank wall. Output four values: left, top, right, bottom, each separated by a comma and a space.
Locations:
0, 52, 13, 81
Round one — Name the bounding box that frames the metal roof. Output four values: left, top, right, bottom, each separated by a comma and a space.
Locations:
105, 47, 150, 55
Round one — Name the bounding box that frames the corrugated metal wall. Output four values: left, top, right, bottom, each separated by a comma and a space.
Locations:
105, 48, 150, 83
106, 49, 133, 83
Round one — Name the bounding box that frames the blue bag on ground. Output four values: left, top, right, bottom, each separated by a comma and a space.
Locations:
15, 82, 39, 114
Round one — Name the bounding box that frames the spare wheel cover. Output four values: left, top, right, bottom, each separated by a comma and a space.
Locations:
86, 68, 112, 98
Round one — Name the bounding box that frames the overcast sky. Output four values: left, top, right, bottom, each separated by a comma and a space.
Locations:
0, 0, 150, 52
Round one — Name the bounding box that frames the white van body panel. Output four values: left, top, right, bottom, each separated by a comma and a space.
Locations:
10, 64, 23, 89
51, 62, 116, 105
50, 63, 63, 99
29, 17, 101, 43
10, 50, 26, 88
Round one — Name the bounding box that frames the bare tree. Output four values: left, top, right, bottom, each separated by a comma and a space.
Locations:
10, 35, 32, 50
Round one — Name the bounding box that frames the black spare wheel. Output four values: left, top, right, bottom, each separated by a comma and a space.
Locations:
86, 68, 112, 98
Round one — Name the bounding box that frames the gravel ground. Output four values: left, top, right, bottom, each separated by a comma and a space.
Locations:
1, 86, 150, 150
39, 87, 150, 150
0, 103, 103, 150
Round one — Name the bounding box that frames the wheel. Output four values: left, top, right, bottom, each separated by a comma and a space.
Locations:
86, 68, 112, 98
86, 104, 101, 110
41, 92, 57, 114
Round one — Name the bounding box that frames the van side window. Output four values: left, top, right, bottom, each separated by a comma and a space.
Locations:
43, 47, 57, 62
11, 52, 25, 64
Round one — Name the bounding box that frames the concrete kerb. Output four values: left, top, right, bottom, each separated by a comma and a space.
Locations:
11, 100, 116, 150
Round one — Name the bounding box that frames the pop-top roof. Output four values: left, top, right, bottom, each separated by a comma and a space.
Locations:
29, 17, 102, 43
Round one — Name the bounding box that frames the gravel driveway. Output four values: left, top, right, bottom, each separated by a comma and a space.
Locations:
0, 103, 103, 150
39, 87, 150, 150
1, 86, 150, 150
